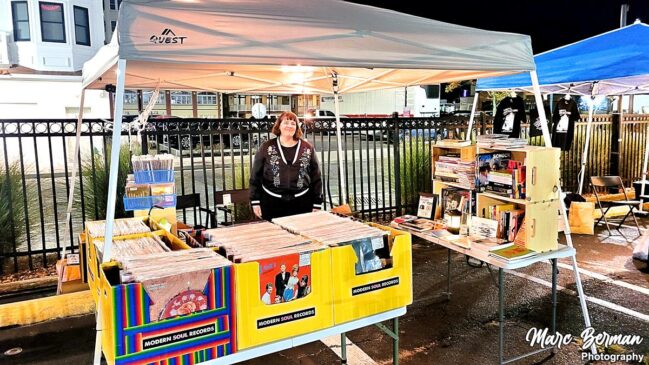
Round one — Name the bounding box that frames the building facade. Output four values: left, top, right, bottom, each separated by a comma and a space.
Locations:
0, 0, 109, 118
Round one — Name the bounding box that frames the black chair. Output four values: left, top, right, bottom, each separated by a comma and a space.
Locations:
214, 189, 257, 226
176, 193, 217, 229
590, 176, 641, 235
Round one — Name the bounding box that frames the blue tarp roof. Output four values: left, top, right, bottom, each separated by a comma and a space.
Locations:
476, 22, 649, 95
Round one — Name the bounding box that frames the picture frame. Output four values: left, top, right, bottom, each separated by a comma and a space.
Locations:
417, 193, 437, 219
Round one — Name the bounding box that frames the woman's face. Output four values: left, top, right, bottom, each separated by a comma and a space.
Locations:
292, 269, 298, 277
279, 118, 297, 138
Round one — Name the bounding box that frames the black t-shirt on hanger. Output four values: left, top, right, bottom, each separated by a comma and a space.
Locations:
551, 98, 580, 151
493, 96, 526, 138
529, 102, 552, 138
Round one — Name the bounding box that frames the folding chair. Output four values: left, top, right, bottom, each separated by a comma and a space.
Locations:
590, 176, 642, 235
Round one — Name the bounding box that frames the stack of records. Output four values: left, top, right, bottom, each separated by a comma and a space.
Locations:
94, 235, 170, 262
119, 248, 231, 283
273, 212, 390, 274
85, 218, 151, 238
203, 222, 324, 263
204, 222, 327, 305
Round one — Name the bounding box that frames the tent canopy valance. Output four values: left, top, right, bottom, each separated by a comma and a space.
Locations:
82, 0, 535, 92
476, 21, 649, 96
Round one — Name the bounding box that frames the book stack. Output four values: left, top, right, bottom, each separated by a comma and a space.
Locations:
273, 211, 390, 274
479, 204, 525, 242
489, 242, 536, 262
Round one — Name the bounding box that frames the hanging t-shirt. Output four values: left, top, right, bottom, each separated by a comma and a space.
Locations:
528, 103, 552, 138
551, 98, 580, 151
493, 96, 526, 138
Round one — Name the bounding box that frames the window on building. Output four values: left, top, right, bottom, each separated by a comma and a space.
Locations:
109, 0, 115, 10
11, 2, 30, 41
73, 6, 90, 46
171, 91, 192, 105
197, 92, 217, 105
39, 2, 65, 43
111, 21, 116, 32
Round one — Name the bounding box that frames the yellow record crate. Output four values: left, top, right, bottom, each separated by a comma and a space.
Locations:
234, 248, 334, 350
330, 223, 413, 324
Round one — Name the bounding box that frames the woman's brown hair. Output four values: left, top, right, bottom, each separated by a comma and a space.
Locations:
272, 111, 303, 140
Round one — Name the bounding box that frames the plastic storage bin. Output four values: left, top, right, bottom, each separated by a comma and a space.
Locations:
134, 170, 175, 184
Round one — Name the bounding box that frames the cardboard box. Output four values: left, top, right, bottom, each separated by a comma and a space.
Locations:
330, 223, 413, 324
99, 263, 236, 364
234, 248, 334, 349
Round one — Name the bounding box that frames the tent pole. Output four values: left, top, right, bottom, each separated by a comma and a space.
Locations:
466, 91, 479, 141
94, 59, 127, 365
61, 88, 85, 261
578, 98, 595, 195
530, 70, 595, 354
332, 73, 346, 205
640, 123, 649, 212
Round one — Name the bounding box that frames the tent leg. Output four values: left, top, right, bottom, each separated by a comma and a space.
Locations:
466, 91, 479, 141
60, 88, 85, 261
332, 74, 346, 206
530, 71, 596, 355
578, 99, 595, 195
639, 124, 649, 212
93, 58, 127, 364
102, 58, 127, 263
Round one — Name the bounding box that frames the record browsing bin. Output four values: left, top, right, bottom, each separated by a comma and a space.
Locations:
98, 263, 237, 364
234, 248, 334, 350
330, 223, 413, 324
86, 229, 190, 305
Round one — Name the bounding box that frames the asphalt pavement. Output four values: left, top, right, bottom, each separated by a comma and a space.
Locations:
1, 219, 648, 365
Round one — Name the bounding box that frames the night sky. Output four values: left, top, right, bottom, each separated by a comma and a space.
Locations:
348, 0, 649, 53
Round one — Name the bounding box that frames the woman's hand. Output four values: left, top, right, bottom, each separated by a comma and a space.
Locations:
253, 206, 262, 218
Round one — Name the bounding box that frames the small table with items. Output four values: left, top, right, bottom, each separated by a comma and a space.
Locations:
393, 221, 577, 365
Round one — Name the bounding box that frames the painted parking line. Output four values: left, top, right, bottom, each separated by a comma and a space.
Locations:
505, 270, 649, 323
549, 261, 649, 296
321, 334, 378, 364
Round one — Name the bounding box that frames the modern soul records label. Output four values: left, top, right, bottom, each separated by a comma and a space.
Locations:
141, 323, 216, 350
257, 308, 316, 329
351, 277, 400, 296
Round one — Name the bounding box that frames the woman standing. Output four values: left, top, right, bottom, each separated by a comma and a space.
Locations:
250, 111, 322, 221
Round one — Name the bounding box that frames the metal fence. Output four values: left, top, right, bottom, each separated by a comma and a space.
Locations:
1, 114, 648, 273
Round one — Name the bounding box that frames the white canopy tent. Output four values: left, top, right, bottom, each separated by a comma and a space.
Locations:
75, 0, 593, 362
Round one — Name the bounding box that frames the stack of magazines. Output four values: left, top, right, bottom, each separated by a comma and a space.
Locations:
477, 134, 528, 149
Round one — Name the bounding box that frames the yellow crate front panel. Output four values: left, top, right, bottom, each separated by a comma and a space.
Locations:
234, 248, 334, 350
331, 223, 413, 324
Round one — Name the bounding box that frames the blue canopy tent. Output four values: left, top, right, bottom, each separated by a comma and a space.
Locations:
474, 21, 649, 197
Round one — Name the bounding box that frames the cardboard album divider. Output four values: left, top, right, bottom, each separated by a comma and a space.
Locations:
331, 223, 413, 324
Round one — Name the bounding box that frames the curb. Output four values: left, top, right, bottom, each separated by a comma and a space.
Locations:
0, 290, 95, 328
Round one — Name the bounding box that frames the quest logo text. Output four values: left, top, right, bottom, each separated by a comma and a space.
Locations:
150, 28, 187, 44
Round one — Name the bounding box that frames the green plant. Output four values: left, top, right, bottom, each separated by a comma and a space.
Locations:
232, 162, 252, 222
82, 144, 133, 220
398, 140, 432, 214
0, 161, 35, 255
